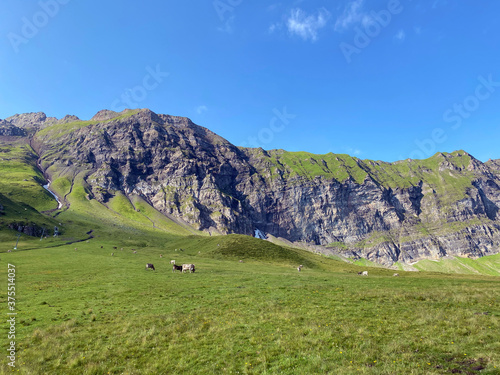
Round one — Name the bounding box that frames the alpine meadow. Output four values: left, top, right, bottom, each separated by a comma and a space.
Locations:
2, 1, 500, 374
0, 109, 499, 374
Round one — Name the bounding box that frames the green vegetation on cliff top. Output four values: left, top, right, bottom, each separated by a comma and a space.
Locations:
247, 149, 476, 204
35, 109, 140, 140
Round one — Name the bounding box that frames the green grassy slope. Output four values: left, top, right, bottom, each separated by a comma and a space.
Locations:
0, 140, 61, 241
0, 237, 499, 374
0, 141, 199, 250
414, 254, 500, 276
45, 172, 197, 241
0, 141, 56, 212
35, 109, 140, 140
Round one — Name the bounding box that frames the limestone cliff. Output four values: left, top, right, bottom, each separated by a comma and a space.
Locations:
7, 109, 500, 265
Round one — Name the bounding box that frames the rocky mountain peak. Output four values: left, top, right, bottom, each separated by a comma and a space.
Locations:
6, 112, 57, 129
90, 109, 121, 122
58, 115, 81, 124
133, 108, 167, 125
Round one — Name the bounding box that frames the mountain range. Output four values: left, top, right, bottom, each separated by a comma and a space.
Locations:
1, 108, 499, 266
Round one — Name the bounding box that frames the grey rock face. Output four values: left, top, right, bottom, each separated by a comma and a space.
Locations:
58, 115, 81, 124
7, 222, 49, 237
6, 112, 58, 131
0, 120, 27, 136
90, 110, 120, 122
26, 109, 500, 265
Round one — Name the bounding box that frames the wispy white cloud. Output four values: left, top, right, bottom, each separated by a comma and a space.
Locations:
196, 105, 208, 114
351, 149, 362, 156
286, 8, 330, 42
334, 0, 372, 32
394, 29, 406, 42
344, 147, 362, 156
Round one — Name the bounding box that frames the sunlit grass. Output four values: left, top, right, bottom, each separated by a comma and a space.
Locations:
0, 235, 499, 374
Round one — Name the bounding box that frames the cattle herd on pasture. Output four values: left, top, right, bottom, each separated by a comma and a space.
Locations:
144, 259, 195, 273
69, 245, 198, 274
63, 245, 403, 277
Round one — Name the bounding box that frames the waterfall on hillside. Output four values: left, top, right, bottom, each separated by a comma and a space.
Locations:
254, 229, 267, 240
42, 181, 62, 209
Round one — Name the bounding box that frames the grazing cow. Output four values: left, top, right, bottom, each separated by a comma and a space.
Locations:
170, 260, 175, 264
393, 273, 399, 277
172, 264, 183, 272
113, 247, 117, 250
145, 263, 155, 271
239, 260, 244, 263
297, 265, 303, 272
7, 250, 12, 253
182, 264, 195, 273
361, 271, 368, 276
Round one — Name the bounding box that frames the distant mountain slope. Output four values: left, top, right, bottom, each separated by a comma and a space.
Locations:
1, 109, 499, 265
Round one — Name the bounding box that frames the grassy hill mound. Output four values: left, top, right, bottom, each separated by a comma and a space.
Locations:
199, 234, 313, 265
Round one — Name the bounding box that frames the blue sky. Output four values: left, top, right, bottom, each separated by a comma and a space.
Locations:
1, 0, 499, 162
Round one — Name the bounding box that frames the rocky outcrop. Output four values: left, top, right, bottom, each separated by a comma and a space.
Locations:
90, 110, 120, 121
6, 112, 57, 131
58, 115, 81, 124
0, 120, 26, 136
14, 108, 500, 265
7, 222, 49, 237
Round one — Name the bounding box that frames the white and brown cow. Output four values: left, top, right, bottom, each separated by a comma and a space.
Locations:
182, 264, 195, 273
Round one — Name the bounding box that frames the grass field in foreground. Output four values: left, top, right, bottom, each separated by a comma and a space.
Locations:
0, 233, 499, 375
